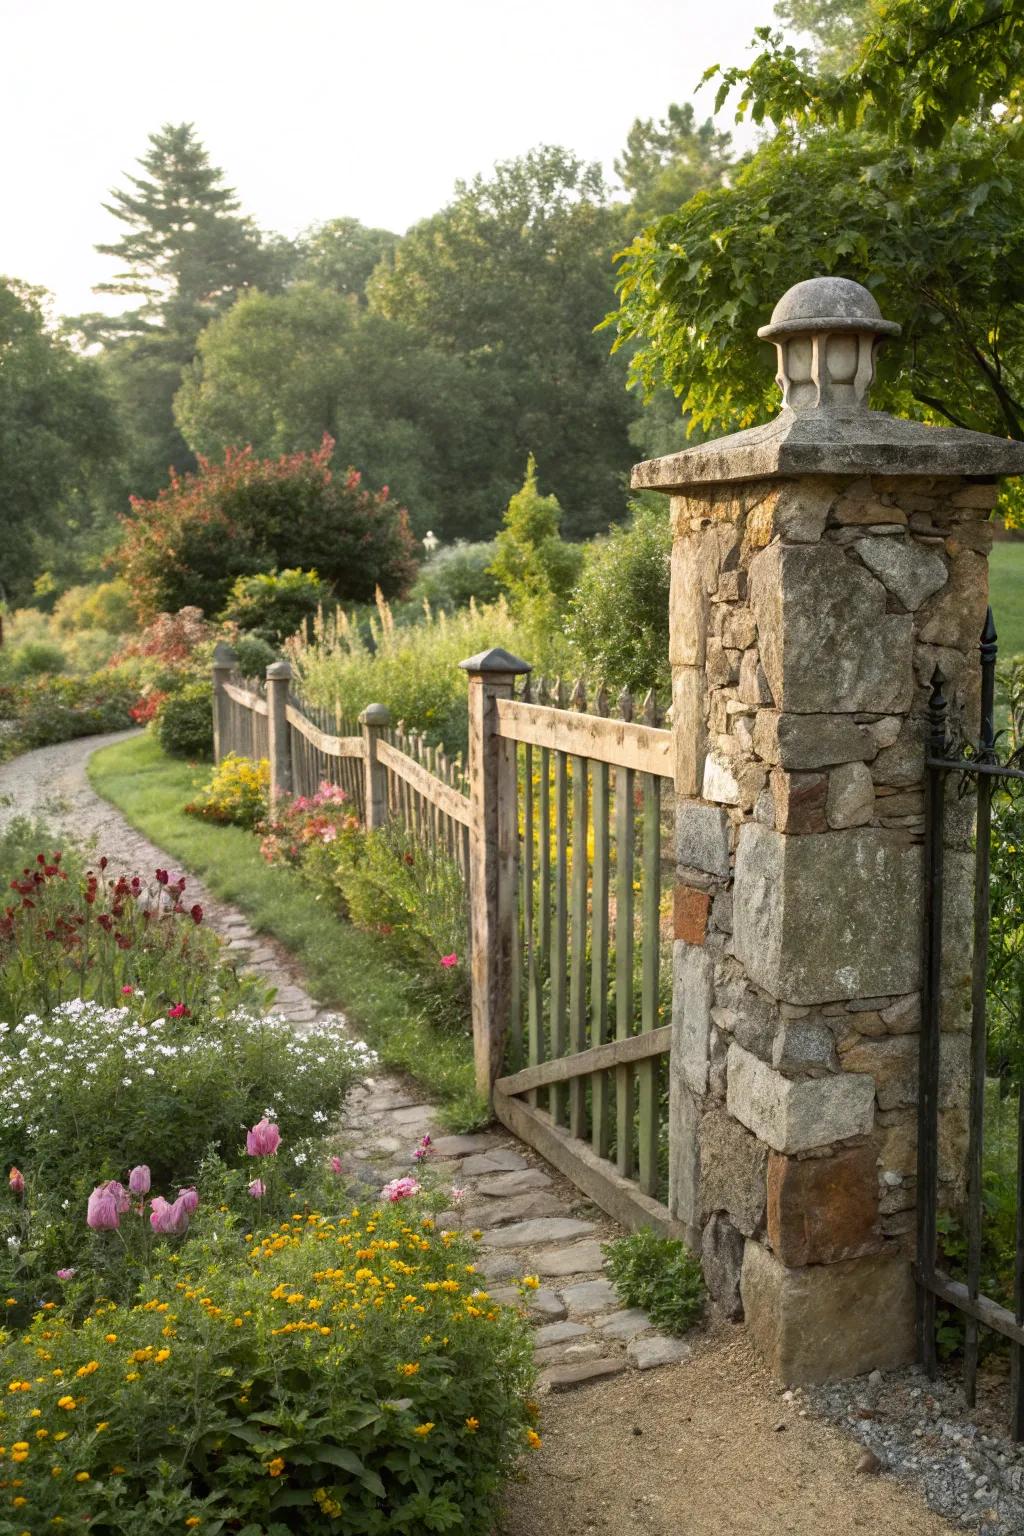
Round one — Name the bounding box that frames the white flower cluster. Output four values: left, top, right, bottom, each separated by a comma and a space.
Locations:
0, 1000, 377, 1146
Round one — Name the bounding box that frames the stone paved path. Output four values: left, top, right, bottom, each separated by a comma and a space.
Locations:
0, 731, 688, 1388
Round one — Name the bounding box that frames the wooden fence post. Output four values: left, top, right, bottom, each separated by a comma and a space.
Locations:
266, 660, 293, 803
359, 703, 391, 831
212, 642, 236, 765
460, 646, 531, 1101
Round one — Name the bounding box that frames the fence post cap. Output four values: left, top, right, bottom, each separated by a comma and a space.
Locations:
459, 646, 532, 676
359, 702, 391, 725
213, 641, 237, 668
266, 659, 292, 681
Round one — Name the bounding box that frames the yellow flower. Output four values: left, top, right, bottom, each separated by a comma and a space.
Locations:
398, 1362, 420, 1376
154, 1349, 171, 1365
75, 1471, 90, 1482
267, 1457, 285, 1477
51, 1466, 61, 1477
465, 1417, 479, 1433
414, 1422, 434, 1436
53, 1433, 69, 1442
124, 1372, 140, 1383
104, 1334, 117, 1344
185, 1520, 202, 1529
12, 1495, 26, 1506
56, 1396, 77, 1412
526, 1428, 542, 1449
75, 1361, 99, 1378
519, 1274, 540, 1291
96, 1422, 109, 1432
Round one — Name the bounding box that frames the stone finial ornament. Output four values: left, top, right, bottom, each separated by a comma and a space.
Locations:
756, 277, 901, 416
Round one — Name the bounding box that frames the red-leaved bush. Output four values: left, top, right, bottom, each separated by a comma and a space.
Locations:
116, 436, 419, 621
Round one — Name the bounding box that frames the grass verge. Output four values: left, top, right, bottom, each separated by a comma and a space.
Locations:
88, 734, 486, 1131
990, 540, 1024, 659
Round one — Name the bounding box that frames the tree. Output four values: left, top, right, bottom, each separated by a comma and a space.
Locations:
290, 218, 398, 302
84, 123, 286, 500
367, 147, 636, 537
0, 280, 119, 604
772, 0, 876, 68
610, 124, 1024, 441
115, 437, 418, 620
615, 102, 732, 223
489, 457, 583, 636
709, 1, 1024, 147
173, 286, 503, 537
566, 505, 671, 693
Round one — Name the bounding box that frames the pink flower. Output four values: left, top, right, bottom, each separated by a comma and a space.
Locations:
450, 1187, 466, 1203
247, 1178, 266, 1198
190, 904, 203, 925
121, 985, 134, 996
149, 1195, 191, 1236
56, 1268, 76, 1281
8, 1167, 24, 1196
413, 1146, 428, 1161
128, 1165, 151, 1196
381, 1176, 421, 1202
167, 1003, 191, 1019
155, 869, 169, 886
246, 1119, 281, 1157
440, 953, 458, 968
329, 1156, 343, 1175
176, 1187, 199, 1216
105, 1181, 131, 1214
87, 1185, 121, 1231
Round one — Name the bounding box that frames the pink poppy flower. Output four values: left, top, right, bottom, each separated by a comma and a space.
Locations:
150, 1195, 191, 1236
87, 1185, 120, 1231
121, 985, 134, 996
8, 1167, 24, 1196
128, 1165, 151, 1196
56, 1268, 76, 1281
247, 1179, 266, 1198
105, 1181, 131, 1214
440, 953, 458, 968
167, 1003, 191, 1019
176, 1187, 199, 1216
330, 1156, 343, 1175
246, 1119, 281, 1157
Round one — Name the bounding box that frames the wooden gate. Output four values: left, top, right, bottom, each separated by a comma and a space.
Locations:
490, 678, 680, 1235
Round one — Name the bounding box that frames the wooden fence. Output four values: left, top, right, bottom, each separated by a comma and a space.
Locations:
212, 642, 677, 1237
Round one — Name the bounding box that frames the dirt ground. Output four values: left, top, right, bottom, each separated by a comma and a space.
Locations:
497, 1326, 956, 1536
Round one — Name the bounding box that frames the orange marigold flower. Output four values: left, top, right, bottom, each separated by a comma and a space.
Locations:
414, 1422, 434, 1436
267, 1457, 285, 1477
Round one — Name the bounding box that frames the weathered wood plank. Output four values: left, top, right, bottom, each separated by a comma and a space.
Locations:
492, 1088, 683, 1240
590, 691, 611, 1160
551, 740, 569, 1127
569, 692, 589, 1138
223, 681, 269, 716
638, 699, 662, 1200
923, 1267, 1024, 1351
285, 704, 362, 758
495, 698, 672, 778
377, 740, 472, 827
615, 748, 637, 1180
496, 1023, 672, 1096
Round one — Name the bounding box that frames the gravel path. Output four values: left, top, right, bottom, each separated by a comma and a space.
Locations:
1, 732, 1003, 1533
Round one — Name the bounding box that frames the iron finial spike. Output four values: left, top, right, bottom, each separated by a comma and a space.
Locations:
571, 677, 587, 712
642, 688, 657, 726
595, 683, 610, 718
618, 686, 634, 723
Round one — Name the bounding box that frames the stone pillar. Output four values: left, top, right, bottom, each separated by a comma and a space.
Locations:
359, 703, 391, 831
460, 646, 532, 1099
633, 277, 1024, 1384
212, 642, 236, 766
265, 660, 293, 803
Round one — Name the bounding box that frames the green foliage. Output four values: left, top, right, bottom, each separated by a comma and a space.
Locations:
0, 1199, 535, 1534
89, 735, 486, 1127
489, 457, 583, 638
709, 2, 1024, 148
51, 579, 136, 636
0, 280, 119, 603
232, 631, 278, 682
220, 567, 329, 645
185, 753, 270, 829
566, 506, 671, 693
611, 123, 1024, 442
291, 215, 399, 300
117, 437, 418, 621
6, 638, 66, 677
156, 680, 214, 759
287, 593, 568, 753
615, 101, 732, 223
773, 0, 876, 67
368, 146, 636, 538
602, 1228, 705, 1336
411, 542, 501, 611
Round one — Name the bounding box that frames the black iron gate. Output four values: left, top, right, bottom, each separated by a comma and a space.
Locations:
918, 608, 1024, 1437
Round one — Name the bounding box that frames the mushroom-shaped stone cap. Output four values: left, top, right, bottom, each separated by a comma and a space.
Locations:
757, 277, 901, 341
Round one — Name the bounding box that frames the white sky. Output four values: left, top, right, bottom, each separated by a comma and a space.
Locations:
4, 0, 773, 319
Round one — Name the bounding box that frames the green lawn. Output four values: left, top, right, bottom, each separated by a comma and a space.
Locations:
88, 734, 484, 1130
990, 541, 1024, 659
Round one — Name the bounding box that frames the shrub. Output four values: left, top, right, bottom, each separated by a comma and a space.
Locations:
0, 1195, 536, 1533
411, 541, 501, 610
489, 456, 583, 638
0, 673, 138, 759
116, 437, 419, 621
602, 1227, 704, 1335
258, 780, 360, 867
232, 630, 278, 681
156, 680, 214, 758
565, 504, 671, 693
8, 637, 66, 676
52, 579, 136, 635
221, 566, 330, 643
185, 753, 270, 829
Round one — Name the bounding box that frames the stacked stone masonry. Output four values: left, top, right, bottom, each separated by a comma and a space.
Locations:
667, 470, 993, 1383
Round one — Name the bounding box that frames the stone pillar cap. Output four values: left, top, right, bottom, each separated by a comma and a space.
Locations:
756, 277, 900, 342
266, 660, 292, 680
459, 647, 532, 675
